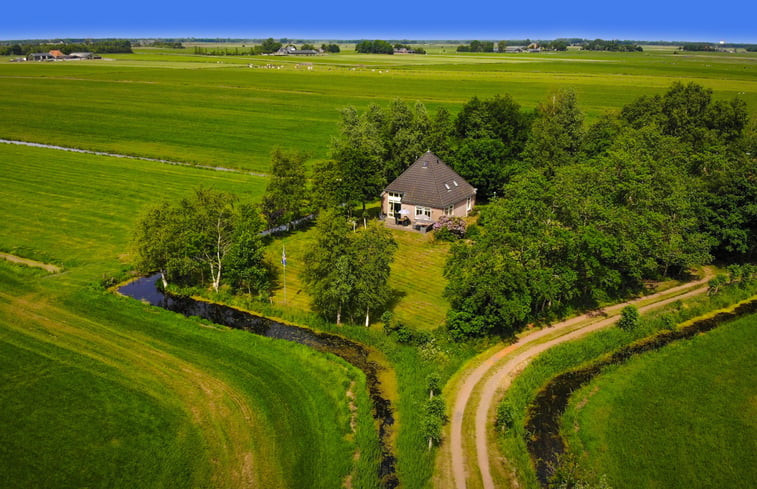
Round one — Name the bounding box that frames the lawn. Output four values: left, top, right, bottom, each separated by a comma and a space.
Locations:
562, 311, 757, 489
1, 48, 754, 172
265, 223, 451, 331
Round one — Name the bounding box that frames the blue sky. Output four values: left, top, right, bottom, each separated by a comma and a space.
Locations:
2, 0, 755, 43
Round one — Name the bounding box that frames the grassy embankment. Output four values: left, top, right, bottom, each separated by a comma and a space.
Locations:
0, 144, 381, 488
0, 49, 754, 173
495, 281, 757, 488
562, 310, 757, 489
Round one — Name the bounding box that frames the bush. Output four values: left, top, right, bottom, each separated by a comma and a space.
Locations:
616, 305, 640, 331
432, 216, 467, 241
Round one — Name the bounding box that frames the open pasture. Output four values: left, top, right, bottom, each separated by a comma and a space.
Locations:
562, 311, 757, 489
0, 143, 265, 279
1, 49, 754, 172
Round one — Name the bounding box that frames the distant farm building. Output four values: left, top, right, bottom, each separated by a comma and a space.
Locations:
69, 52, 94, 59
505, 46, 525, 53
48, 50, 65, 59
27, 53, 54, 61
275, 45, 319, 56
381, 151, 476, 231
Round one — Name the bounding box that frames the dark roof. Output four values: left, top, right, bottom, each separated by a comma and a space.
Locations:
384, 151, 475, 208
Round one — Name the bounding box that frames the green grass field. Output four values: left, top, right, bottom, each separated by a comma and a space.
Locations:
1, 48, 754, 172
2, 47, 756, 489
562, 311, 757, 489
0, 143, 380, 488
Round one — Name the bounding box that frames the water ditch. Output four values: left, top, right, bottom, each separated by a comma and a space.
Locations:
118, 274, 398, 488
525, 298, 757, 486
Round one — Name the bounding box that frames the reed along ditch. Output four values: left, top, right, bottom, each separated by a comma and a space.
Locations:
119, 274, 398, 488
525, 298, 757, 487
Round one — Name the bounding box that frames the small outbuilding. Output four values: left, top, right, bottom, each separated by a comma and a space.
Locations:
381, 151, 476, 231
69, 52, 93, 59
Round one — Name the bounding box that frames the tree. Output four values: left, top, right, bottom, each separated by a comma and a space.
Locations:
224, 204, 271, 296
302, 213, 397, 326
133, 189, 270, 294
261, 148, 309, 228
330, 107, 385, 212
522, 89, 584, 173
260, 38, 282, 53
452, 138, 511, 200
132, 201, 191, 288
302, 209, 354, 324
350, 221, 398, 326
616, 305, 640, 331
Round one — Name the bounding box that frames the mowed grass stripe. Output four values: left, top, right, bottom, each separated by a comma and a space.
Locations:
0, 261, 369, 488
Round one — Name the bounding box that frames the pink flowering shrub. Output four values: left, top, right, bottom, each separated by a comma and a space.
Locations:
432, 216, 467, 240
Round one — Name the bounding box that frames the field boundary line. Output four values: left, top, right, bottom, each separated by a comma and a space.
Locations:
0, 138, 268, 177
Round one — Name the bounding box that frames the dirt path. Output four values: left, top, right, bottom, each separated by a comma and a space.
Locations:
448, 273, 713, 489
0, 252, 62, 273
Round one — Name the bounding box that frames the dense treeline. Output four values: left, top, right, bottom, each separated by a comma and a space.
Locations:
581, 39, 643, 51
192, 38, 283, 56
355, 40, 395, 54
0, 40, 132, 55
444, 83, 754, 339
457, 41, 495, 52
150, 41, 184, 49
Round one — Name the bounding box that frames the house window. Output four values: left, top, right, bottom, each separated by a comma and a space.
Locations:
466, 197, 472, 211
444, 205, 454, 216
387, 192, 402, 216
415, 206, 431, 219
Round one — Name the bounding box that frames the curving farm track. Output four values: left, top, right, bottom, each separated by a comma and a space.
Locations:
444, 272, 713, 489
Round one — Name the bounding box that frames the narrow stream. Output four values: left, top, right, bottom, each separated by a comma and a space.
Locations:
118, 274, 398, 488
525, 299, 757, 486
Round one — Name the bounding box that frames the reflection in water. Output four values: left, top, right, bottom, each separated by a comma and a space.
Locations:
119, 274, 398, 488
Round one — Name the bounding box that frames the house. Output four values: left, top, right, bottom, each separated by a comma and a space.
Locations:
275, 45, 319, 56
48, 50, 65, 59
381, 151, 476, 230
27, 53, 53, 61
504, 46, 525, 53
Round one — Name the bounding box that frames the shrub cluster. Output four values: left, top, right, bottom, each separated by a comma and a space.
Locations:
432, 216, 467, 241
